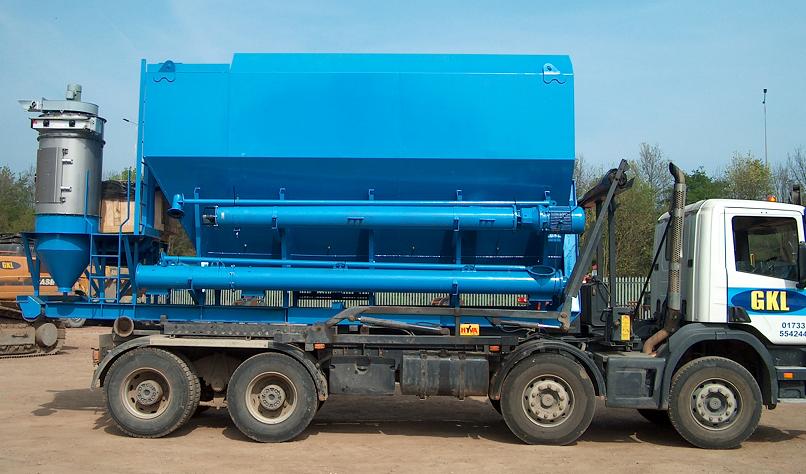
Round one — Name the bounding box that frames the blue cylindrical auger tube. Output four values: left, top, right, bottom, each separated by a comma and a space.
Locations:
214, 205, 518, 230
136, 264, 565, 298
210, 204, 585, 233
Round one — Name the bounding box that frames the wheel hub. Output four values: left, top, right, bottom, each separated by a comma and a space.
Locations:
693, 382, 737, 427
259, 384, 286, 410
135, 380, 163, 406
246, 372, 298, 425
526, 380, 570, 422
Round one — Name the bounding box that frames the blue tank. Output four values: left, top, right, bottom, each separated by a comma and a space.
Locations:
19, 53, 581, 325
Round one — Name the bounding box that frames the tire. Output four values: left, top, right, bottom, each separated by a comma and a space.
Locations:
227, 353, 318, 442
489, 398, 502, 415
500, 354, 596, 445
63, 318, 86, 328
668, 356, 762, 449
637, 408, 671, 426
104, 347, 201, 438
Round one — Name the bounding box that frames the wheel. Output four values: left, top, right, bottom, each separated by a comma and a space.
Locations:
226, 353, 318, 442
500, 354, 596, 445
637, 408, 671, 426
489, 398, 502, 415
63, 318, 86, 328
668, 356, 762, 449
104, 348, 200, 438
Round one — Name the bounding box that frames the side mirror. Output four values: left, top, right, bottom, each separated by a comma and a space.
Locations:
798, 242, 806, 289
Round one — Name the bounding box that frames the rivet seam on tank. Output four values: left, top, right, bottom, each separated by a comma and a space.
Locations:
154, 60, 176, 83
542, 63, 566, 85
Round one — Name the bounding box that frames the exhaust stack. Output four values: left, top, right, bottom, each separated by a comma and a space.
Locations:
643, 162, 687, 355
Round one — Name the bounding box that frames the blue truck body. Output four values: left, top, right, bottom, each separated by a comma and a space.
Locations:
19, 53, 582, 329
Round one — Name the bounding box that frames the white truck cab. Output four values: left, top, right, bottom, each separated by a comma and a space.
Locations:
652, 199, 806, 346
594, 196, 806, 449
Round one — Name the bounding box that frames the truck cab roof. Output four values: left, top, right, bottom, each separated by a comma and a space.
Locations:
657, 199, 805, 221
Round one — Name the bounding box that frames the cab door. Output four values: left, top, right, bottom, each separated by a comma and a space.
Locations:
724, 207, 806, 345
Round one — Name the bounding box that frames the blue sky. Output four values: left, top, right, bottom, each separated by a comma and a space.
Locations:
1, 1, 803, 174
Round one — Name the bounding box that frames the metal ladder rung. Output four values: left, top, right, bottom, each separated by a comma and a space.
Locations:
90, 254, 120, 258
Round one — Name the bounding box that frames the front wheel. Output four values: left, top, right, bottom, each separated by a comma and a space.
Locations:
668, 356, 762, 449
500, 354, 596, 445
227, 353, 318, 442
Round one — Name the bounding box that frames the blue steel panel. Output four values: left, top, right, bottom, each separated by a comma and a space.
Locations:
140, 54, 576, 266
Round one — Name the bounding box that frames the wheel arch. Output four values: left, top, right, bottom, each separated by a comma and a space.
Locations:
93, 336, 328, 401
489, 339, 605, 400
659, 323, 777, 409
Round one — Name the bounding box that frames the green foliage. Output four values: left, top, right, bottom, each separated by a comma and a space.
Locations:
166, 231, 196, 256
576, 146, 787, 278
105, 166, 136, 182
612, 177, 658, 277
723, 151, 773, 200
686, 167, 728, 204
0, 166, 35, 233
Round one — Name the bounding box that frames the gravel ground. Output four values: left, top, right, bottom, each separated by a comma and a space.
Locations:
1, 327, 804, 473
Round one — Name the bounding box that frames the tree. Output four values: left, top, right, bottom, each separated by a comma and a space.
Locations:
166, 231, 195, 256
723, 151, 773, 200
773, 162, 794, 203
573, 153, 603, 195
105, 166, 136, 182
686, 167, 728, 204
612, 177, 658, 277
787, 147, 806, 188
635, 143, 671, 207
0, 166, 35, 233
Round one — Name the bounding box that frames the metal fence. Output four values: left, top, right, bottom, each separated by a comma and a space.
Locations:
160, 276, 650, 313
604, 276, 649, 306
604, 276, 652, 319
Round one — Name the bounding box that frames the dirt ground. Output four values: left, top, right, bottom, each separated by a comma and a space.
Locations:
1, 327, 804, 473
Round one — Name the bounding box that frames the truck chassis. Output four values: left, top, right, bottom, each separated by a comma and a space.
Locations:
88, 161, 800, 448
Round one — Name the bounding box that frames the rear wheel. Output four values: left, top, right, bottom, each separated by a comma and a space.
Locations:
668, 356, 762, 449
104, 348, 200, 438
501, 354, 596, 445
227, 353, 317, 442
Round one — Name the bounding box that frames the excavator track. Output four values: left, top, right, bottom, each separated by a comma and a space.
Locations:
0, 303, 66, 359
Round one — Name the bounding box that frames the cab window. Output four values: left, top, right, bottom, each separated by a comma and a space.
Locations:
732, 216, 798, 280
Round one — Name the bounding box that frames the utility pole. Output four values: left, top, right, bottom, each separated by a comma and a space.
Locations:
763, 88, 768, 166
